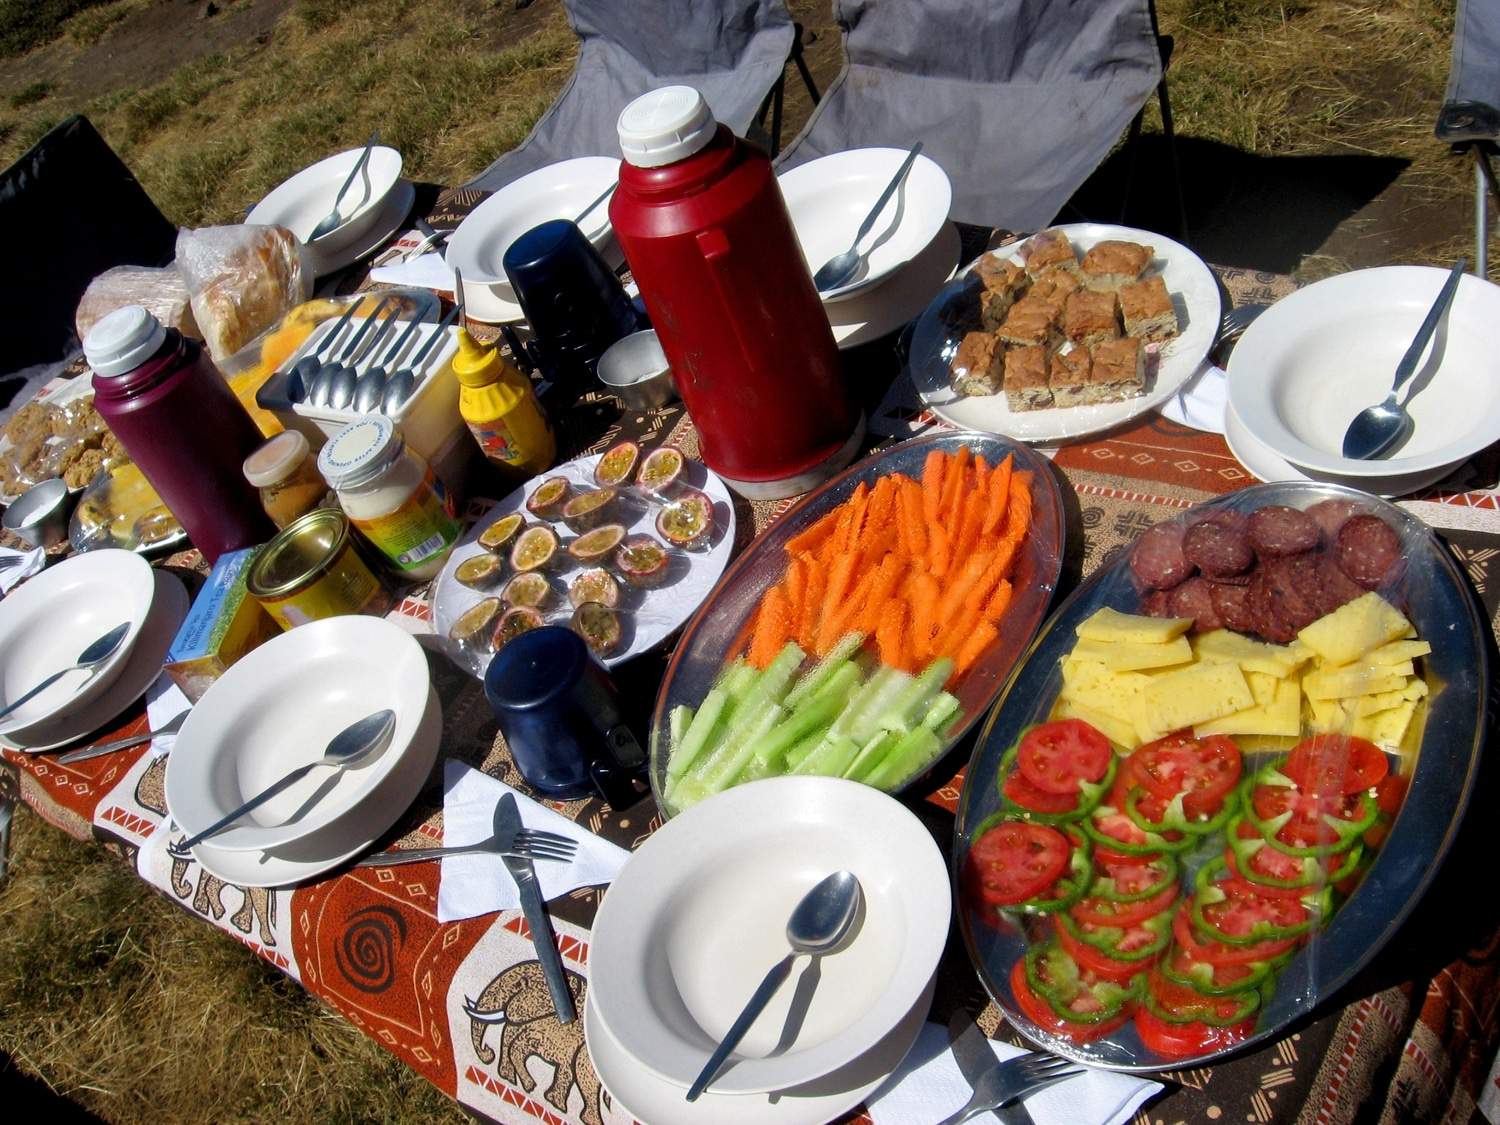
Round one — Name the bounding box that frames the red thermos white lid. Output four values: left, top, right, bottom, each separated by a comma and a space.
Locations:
83, 305, 167, 378
617, 86, 717, 168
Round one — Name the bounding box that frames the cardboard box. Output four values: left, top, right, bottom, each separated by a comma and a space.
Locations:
164, 546, 280, 701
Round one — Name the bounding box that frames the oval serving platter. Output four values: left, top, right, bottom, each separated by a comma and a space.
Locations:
953, 480, 1489, 1072
648, 430, 1067, 816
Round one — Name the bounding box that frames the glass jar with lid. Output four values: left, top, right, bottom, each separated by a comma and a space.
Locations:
316, 416, 460, 581
243, 430, 329, 529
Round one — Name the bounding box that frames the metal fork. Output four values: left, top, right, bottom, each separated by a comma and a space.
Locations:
933, 1052, 1085, 1125
354, 830, 578, 867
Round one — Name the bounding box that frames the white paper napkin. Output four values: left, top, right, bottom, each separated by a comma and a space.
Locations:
436, 759, 630, 924
866, 1022, 1160, 1125
0, 546, 45, 594
368, 251, 454, 292
1158, 361, 1227, 434
144, 676, 191, 757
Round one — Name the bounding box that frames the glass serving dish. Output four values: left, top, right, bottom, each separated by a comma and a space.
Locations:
953, 480, 1489, 1071
648, 430, 1067, 818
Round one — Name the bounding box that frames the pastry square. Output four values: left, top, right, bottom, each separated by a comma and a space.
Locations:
974, 255, 1028, 298
996, 295, 1062, 348
980, 287, 1016, 331
1021, 230, 1079, 279
1088, 337, 1146, 403
1079, 240, 1153, 291
951, 330, 1004, 396
1119, 274, 1180, 341
1062, 289, 1120, 347
1050, 346, 1093, 408
1004, 345, 1053, 411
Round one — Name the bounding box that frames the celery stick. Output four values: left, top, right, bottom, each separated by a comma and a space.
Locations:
698, 701, 783, 793
669, 705, 693, 751
865, 726, 942, 790
783, 632, 867, 709
842, 730, 897, 781
746, 665, 857, 776
670, 777, 711, 812
783, 729, 830, 770
921, 691, 962, 733
846, 668, 917, 743
879, 657, 955, 732
753, 642, 809, 707
720, 661, 759, 703
669, 688, 729, 778
792, 734, 860, 777
829, 665, 894, 740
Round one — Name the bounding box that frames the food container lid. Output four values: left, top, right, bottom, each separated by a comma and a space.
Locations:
83, 305, 168, 378
617, 85, 716, 168
242, 430, 311, 488
246, 507, 348, 598
316, 415, 401, 490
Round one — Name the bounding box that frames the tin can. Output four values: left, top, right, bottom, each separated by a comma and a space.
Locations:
247, 508, 391, 630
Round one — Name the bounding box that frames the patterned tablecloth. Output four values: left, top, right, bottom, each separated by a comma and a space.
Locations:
4, 194, 1500, 1125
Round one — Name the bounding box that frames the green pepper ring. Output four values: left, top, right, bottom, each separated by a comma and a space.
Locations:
1025, 942, 1142, 1024
1092, 853, 1180, 904
1190, 856, 1328, 946
1124, 782, 1240, 838
1056, 907, 1173, 962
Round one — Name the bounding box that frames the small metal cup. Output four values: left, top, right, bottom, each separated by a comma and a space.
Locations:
2, 478, 75, 549
597, 329, 678, 410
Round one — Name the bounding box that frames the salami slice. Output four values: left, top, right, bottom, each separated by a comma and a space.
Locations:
1182, 514, 1253, 577
1247, 505, 1321, 558
1316, 552, 1367, 616
1169, 576, 1223, 632
1140, 589, 1175, 618
1209, 581, 1258, 634
1130, 523, 1195, 591
1305, 498, 1363, 543
1335, 515, 1402, 590
1248, 554, 1324, 643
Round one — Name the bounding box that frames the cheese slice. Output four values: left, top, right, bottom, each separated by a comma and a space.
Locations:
1071, 636, 1193, 673
1245, 670, 1282, 708
1303, 665, 1411, 701
1306, 696, 1350, 732
1196, 676, 1301, 737
1297, 592, 1412, 666
1191, 630, 1309, 677
1352, 699, 1417, 750
1059, 665, 1150, 721
1052, 697, 1141, 750
1076, 607, 1193, 645
1366, 640, 1432, 665
1140, 662, 1253, 735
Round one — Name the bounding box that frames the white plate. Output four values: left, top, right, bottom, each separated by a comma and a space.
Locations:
910, 222, 1221, 443
829, 222, 961, 349
304, 179, 417, 278
182, 685, 442, 888
165, 616, 433, 853
1226, 266, 1500, 478
246, 146, 404, 252
3, 570, 189, 752
779, 149, 952, 303
1224, 400, 1458, 499
585, 974, 934, 1125
431, 452, 736, 677
587, 777, 950, 1095
0, 549, 156, 737
446, 157, 620, 288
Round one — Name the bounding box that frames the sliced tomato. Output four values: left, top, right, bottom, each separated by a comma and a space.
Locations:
1172, 903, 1298, 968
1233, 820, 1314, 882
1146, 970, 1260, 1024
1222, 846, 1313, 901
1135, 1002, 1255, 1059
1284, 735, 1388, 797
1163, 946, 1271, 994
1132, 733, 1242, 818
1056, 917, 1153, 984
1374, 773, 1408, 817
1197, 887, 1311, 943
1018, 719, 1112, 795
969, 821, 1071, 906
1094, 854, 1178, 900
1009, 959, 1129, 1043
1070, 882, 1179, 928
1095, 844, 1164, 868
1251, 784, 1366, 848
1003, 770, 1080, 815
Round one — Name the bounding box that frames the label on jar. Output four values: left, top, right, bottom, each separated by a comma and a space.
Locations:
263, 554, 389, 630
348, 470, 460, 571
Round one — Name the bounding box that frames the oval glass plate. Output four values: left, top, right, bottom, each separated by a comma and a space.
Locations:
953, 480, 1489, 1072
648, 431, 1066, 817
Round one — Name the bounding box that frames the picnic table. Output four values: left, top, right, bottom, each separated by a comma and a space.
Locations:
4, 187, 1500, 1125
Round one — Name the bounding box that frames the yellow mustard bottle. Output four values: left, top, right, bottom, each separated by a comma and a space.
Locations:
453, 328, 555, 479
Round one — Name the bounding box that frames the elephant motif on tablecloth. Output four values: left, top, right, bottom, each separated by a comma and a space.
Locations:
135, 755, 167, 816
169, 855, 277, 947
465, 961, 602, 1125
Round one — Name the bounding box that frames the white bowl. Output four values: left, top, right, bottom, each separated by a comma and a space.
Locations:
445, 156, 620, 288
778, 149, 952, 303
0, 549, 155, 736
165, 615, 432, 853
587, 776, 950, 1095
1227, 266, 1500, 478
247, 145, 405, 251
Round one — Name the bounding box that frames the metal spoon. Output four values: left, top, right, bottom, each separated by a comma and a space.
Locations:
288, 301, 359, 403
813, 142, 923, 294
383, 304, 460, 414
308, 131, 379, 243
574, 181, 616, 226
1341, 257, 1467, 460
167, 710, 396, 856
685, 870, 863, 1102
0, 622, 131, 723
310, 295, 393, 407
353, 299, 431, 412
331, 311, 397, 410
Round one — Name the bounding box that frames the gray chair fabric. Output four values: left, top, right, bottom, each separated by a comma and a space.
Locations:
1437, 0, 1500, 142
466, 0, 796, 192
777, 0, 1163, 231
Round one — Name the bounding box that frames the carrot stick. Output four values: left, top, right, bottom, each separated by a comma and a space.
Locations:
840, 482, 872, 555
981, 454, 1014, 538
927, 523, 951, 578
867, 476, 899, 539
796, 557, 827, 651
859, 554, 908, 633
972, 455, 990, 500
910, 573, 941, 661
898, 478, 928, 558
983, 578, 1014, 624
922, 451, 946, 523
953, 488, 986, 563
783, 555, 808, 625
813, 552, 858, 653
876, 600, 909, 672
1000, 470, 1033, 543
857, 522, 898, 574
785, 508, 842, 556
964, 542, 1018, 617
952, 621, 999, 678
749, 587, 792, 669
818, 565, 880, 654
940, 445, 971, 525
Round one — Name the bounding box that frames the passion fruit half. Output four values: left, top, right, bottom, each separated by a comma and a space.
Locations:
636, 446, 685, 496
615, 534, 670, 588
493, 606, 544, 649
478, 512, 525, 553
525, 476, 572, 519
655, 488, 714, 550
568, 522, 627, 563
501, 571, 552, 610
449, 597, 503, 652
455, 553, 505, 590
571, 602, 623, 657
561, 487, 618, 533
509, 525, 559, 572
568, 567, 621, 610
593, 441, 640, 488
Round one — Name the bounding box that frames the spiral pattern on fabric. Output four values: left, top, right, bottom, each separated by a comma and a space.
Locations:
335, 905, 407, 993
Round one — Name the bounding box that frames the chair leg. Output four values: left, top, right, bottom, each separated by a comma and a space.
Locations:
1157, 75, 1188, 242
792, 22, 820, 105
1119, 106, 1147, 226
1476, 148, 1493, 278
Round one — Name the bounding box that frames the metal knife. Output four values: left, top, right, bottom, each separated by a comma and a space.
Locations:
55, 711, 188, 764
495, 793, 576, 1024
948, 1011, 1039, 1125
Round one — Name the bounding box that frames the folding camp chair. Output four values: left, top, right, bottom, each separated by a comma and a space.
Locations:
466, 0, 817, 191
776, 0, 1176, 234
1436, 0, 1500, 278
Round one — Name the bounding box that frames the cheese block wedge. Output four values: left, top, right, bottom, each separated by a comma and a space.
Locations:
1297, 592, 1411, 666
1076, 607, 1193, 645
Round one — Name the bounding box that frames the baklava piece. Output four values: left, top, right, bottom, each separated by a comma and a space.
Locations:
1062, 289, 1120, 348
1021, 229, 1080, 280
980, 288, 1016, 331
1119, 274, 1180, 342
951, 330, 1004, 397
1089, 337, 1147, 403
1049, 347, 1094, 408
996, 296, 1062, 349
1003, 346, 1053, 412
1079, 240, 1154, 291
974, 255, 1029, 297
1029, 268, 1081, 313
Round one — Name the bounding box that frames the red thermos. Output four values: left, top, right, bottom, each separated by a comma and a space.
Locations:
610, 87, 861, 499
83, 305, 274, 563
